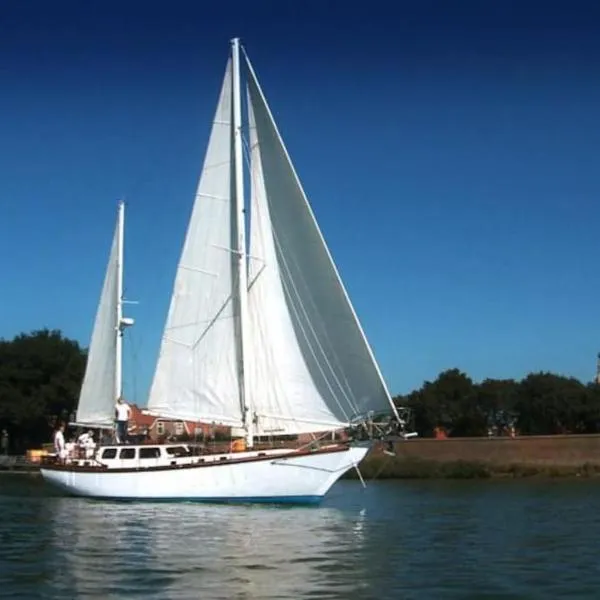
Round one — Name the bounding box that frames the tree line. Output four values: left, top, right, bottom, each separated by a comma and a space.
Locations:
0, 330, 86, 453
1, 329, 599, 453
394, 368, 600, 437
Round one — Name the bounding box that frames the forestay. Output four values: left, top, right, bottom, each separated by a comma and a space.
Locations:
76, 213, 120, 427
146, 59, 244, 427
245, 53, 397, 435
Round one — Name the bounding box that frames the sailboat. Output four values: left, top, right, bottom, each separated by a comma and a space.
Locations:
40, 38, 411, 503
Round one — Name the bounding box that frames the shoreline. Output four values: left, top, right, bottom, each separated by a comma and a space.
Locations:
343, 456, 600, 480
3, 461, 600, 480
5, 433, 600, 480
353, 433, 600, 479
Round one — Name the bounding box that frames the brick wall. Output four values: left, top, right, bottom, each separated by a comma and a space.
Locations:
378, 434, 600, 466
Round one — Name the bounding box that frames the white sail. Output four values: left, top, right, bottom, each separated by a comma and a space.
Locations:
146, 59, 244, 427
76, 213, 120, 427
245, 53, 397, 436
246, 96, 345, 435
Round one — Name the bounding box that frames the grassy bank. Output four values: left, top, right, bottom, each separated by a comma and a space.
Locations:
345, 454, 600, 480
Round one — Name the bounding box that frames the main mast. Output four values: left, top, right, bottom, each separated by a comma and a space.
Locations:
231, 37, 253, 447
115, 200, 134, 403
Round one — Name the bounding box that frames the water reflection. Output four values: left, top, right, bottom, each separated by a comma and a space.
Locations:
44, 488, 370, 599
5, 477, 600, 599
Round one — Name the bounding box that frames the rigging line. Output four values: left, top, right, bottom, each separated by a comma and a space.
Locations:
277, 244, 357, 413
247, 128, 340, 430
272, 228, 356, 420
248, 123, 322, 431
294, 429, 344, 453
263, 191, 356, 404
127, 326, 140, 405
246, 109, 350, 432
244, 128, 292, 426
248, 112, 356, 421
274, 237, 356, 404
243, 57, 358, 407
253, 413, 344, 429
246, 94, 353, 420
272, 223, 360, 417
369, 451, 395, 482
190, 294, 234, 351
242, 134, 268, 291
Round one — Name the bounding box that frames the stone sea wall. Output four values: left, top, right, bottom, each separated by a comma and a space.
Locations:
355, 434, 600, 479
386, 434, 600, 466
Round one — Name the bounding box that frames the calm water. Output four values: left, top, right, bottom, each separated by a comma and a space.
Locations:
1, 475, 599, 599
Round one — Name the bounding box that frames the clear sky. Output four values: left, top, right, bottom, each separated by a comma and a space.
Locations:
2, 0, 600, 402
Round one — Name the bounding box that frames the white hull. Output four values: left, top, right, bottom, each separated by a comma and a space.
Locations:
40, 445, 369, 504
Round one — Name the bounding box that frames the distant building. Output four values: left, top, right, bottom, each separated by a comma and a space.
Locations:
126, 405, 346, 445
596, 353, 600, 385
127, 404, 230, 443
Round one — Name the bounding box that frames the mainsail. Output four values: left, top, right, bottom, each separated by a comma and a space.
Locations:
244, 54, 396, 435
76, 209, 121, 427
146, 59, 245, 427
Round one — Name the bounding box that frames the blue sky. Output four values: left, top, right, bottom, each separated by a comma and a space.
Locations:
2, 1, 600, 401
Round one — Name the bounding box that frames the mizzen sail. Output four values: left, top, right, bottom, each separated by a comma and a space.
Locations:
76, 211, 121, 427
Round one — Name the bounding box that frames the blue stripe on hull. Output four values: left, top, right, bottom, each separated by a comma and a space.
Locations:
77, 495, 324, 506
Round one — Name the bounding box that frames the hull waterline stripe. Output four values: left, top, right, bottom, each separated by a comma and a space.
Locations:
52, 494, 324, 505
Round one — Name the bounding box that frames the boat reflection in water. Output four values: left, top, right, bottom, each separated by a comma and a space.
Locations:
48, 494, 371, 599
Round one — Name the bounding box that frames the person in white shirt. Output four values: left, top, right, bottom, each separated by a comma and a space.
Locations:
53, 424, 67, 463
115, 397, 132, 444
77, 430, 96, 458
65, 440, 76, 460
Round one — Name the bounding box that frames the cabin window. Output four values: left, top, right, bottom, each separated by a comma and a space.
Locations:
139, 447, 161, 459
157, 421, 165, 435
119, 448, 136, 460
101, 448, 117, 460
166, 446, 190, 457
175, 422, 184, 435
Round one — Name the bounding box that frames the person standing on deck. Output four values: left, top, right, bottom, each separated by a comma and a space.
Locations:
77, 430, 96, 458
115, 397, 132, 444
54, 424, 67, 463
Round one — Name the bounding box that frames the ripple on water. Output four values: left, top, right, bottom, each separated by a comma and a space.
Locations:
3, 477, 600, 599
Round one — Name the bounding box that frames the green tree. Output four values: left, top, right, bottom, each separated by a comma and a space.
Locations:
404, 369, 479, 436
515, 372, 591, 435
580, 383, 600, 433
399, 369, 600, 438
0, 329, 86, 453
475, 378, 518, 433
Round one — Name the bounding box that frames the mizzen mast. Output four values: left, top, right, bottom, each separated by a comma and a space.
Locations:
115, 200, 135, 402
